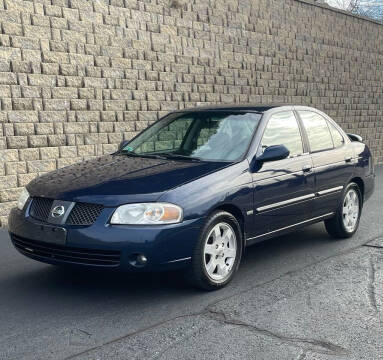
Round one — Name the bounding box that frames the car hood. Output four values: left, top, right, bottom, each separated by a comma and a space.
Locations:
27, 154, 229, 206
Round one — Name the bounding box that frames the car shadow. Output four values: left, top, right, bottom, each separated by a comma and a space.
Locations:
2, 222, 334, 307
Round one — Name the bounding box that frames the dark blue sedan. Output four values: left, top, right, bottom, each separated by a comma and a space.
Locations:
8, 105, 375, 290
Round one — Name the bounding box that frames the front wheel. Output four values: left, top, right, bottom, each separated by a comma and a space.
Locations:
187, 211, 242, 290
325, 182, 362, 239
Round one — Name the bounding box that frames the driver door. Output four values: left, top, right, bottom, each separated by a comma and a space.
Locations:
249, 111, 315, 239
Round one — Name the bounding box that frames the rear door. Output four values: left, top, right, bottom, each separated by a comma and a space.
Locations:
249, 110, 315, 239
296, 110, 355, 217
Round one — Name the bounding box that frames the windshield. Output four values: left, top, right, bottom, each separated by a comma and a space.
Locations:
121, 112, 262, 162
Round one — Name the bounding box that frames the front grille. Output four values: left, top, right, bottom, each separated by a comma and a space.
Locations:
29, 198, 103, 226
66, 202, 104, 225
29, 197, 54, 222
11, 234, 120, 267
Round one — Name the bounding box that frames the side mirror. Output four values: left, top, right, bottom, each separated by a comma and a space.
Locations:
119, 140, 130, 150
347, 133, 363, 142
257, 145, 290, 162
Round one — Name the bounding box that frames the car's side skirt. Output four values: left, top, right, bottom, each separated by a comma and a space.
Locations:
245, 212, 335, 246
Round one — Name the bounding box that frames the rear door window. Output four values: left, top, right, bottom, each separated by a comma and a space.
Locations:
298, 111, 333, 152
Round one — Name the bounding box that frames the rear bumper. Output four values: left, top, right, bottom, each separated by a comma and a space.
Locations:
8, 208, 204, 271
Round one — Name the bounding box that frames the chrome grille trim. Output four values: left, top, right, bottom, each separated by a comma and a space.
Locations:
29, 197, 103, 226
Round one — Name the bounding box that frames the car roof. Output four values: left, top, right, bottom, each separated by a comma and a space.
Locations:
173, 104, 303, 114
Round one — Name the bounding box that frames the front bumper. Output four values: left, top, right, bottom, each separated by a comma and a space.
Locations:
8, 207, 204, 271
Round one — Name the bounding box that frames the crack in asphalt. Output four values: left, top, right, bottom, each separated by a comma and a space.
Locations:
76, 329, 92, 337
367, 256, 378, 312
148, 326, 206, 360
296, 351, 307, 360
206, 309, 349, 356
364, 244, 383, 250
63, 232, 383, 360
63, 310, 210, 360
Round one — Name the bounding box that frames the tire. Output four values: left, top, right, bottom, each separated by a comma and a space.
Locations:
324, 182, 363, 239
186, 211, 243, 291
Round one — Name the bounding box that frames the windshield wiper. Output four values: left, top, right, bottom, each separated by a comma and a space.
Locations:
160, 153, 202, 162
119, 150, 202, 162
118, 151, 168, 160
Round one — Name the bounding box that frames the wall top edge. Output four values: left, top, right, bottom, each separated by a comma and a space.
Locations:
295, 0, 383, 27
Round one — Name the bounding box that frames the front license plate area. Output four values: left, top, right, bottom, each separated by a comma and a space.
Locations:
36, 224, 67, 245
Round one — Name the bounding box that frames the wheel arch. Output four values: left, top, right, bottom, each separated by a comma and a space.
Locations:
210, 203, 246, 252
350, 177, 365, 202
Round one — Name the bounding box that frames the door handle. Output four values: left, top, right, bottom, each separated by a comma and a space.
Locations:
345, 156, 352, 163
302, 165, 312, 173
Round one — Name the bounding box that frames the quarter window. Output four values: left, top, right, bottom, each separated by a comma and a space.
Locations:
329, 123, 345, 148
261, 111, 304, 157
299, 111, 333, 152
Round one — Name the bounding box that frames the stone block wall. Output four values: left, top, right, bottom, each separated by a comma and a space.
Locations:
0, 0, 382, 226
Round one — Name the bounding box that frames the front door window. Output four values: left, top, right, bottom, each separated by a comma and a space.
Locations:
261, 111, 304, 157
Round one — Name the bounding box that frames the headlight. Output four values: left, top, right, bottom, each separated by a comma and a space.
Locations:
110, 203, 183, 225
17, 188, 30, 210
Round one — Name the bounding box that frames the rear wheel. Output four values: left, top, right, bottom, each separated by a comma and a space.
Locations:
187, 211, 242, 290
325, 182, 362, 239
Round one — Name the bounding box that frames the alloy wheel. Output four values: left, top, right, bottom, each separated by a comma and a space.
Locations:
203, 222, 237, 282
342, 189, 360, 233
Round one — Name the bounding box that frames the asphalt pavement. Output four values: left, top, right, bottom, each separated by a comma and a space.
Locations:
0, 166, 382, 360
